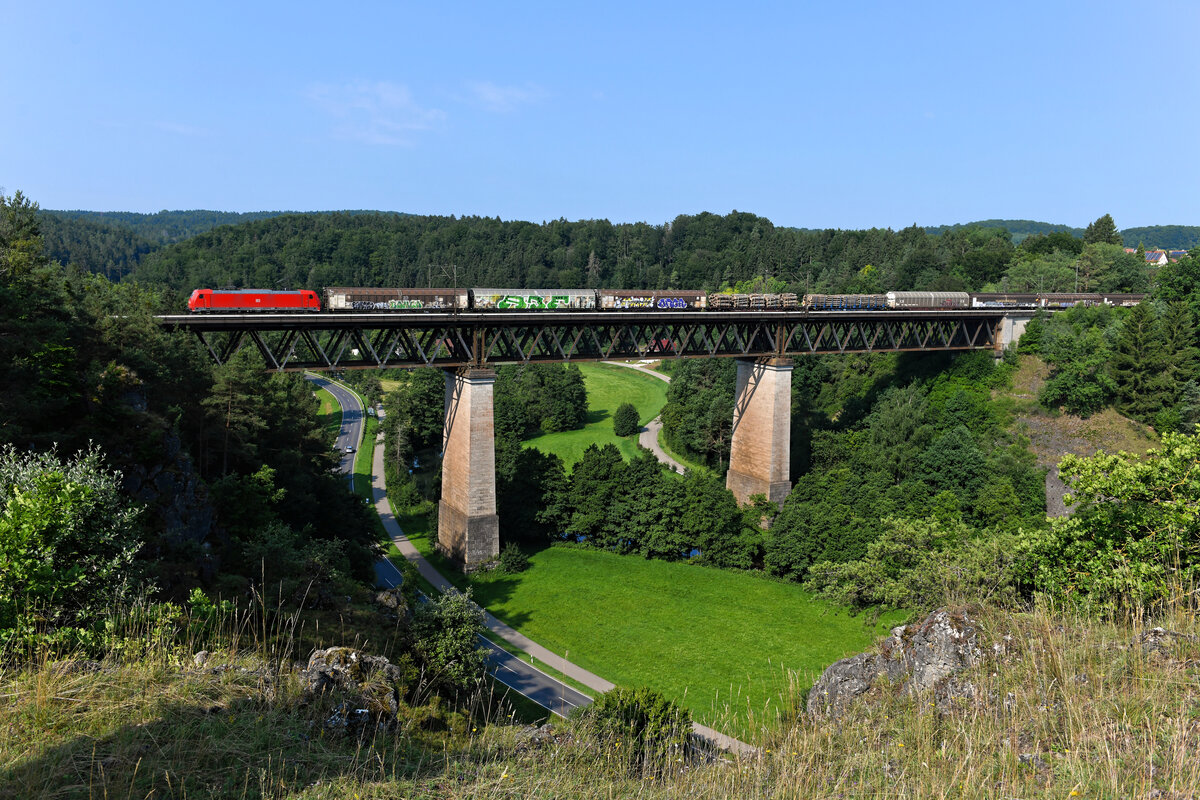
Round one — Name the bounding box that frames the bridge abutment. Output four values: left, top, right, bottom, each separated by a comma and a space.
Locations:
438, 367, 500, 569
726, 357, 793, 508
995, 312, 1035, 351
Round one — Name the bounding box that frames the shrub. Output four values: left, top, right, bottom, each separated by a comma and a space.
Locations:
0, 444, 142, 649
1025, 431, 1200, 614
496, 542, 529, 574
806, 516, 1027, 613
410, 590, 487, 696
572, 686, 691, 774
613, 402, 640, 437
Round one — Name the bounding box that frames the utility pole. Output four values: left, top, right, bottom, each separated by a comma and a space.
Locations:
437, 264, 461, 291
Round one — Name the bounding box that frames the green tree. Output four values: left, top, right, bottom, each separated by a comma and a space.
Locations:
1111, 301, 1169, 422
613, 402, 640, 437
1027, 432, 1200, 612
807, 516, 1023, 612
1074, 243, 1127, 292
1038, 325, 1117, 416
1002, 252, 1076, 292
1083, 213, 1122, 246
1160, 301, 1199, 393
918, 425, 987, 499
0, 191, 47, 281
0, 445, 142, 645
564, 444, 628, 547
410, 590, 487, 695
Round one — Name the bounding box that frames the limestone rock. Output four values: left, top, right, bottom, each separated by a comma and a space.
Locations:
302, 647, 407, 723
807, 609, 983, 718
1135, 626, 1194, 660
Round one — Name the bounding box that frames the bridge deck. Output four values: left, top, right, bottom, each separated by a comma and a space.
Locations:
157, 309, 1008, 371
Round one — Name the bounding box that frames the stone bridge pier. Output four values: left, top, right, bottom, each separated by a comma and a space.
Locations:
437, 367, 500, 569
726, 357, 793, 508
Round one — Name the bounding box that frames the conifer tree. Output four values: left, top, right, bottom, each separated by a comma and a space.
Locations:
1083, 213, 1123, 246
1111, 302, 1170, 421
1160, 301, 1199, 398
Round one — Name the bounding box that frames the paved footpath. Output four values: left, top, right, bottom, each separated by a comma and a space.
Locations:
605, 360, 687, 474
369, 429, 757, 757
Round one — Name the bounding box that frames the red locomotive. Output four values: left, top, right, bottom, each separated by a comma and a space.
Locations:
187, 289, 321, 312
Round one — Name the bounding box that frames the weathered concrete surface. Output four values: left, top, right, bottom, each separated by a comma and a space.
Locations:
726, 357, 793, 506
995, 312, 1036, 351
438, 368, 499, 568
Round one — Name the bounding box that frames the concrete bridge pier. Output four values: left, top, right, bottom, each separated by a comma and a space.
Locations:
726, 357, 793, 508
438, 367, 500, 569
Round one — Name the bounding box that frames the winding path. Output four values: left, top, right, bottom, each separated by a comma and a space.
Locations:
604, 360, 686, 474
313, 373, 756, 756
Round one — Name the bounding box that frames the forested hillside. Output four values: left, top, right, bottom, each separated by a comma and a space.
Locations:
926, 219, 1200, 250
128, 209, 1165, 303
33, 207, 1198, 288
0, 191, 410, 650
38, 213, 159, 279
925, 218, 1084, 242
1120, 224, 1200, 250
43, 209, 290, 245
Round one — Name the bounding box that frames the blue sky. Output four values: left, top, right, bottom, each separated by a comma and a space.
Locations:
3, 1, 1197, 230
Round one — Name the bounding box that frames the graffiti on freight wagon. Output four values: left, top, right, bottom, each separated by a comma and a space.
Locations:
494, 295, 573, 310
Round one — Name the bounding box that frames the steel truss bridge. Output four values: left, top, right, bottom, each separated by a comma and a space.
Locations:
157, 309, 1008, 371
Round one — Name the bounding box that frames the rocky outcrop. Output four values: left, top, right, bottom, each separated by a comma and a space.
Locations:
120, 431, 216, 556
807, 609, 984, 718
1136, 626, 1194, 660
302, 647, 408, 728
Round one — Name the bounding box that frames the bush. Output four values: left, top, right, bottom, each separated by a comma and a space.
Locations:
613, 402, 640, 437
0, 444, 142, 648
806, 516, 1027, 613
1025, 431, 1200, 614
496, 542, 529, 574
410, 590, 487, 696
572, 686, 691, 774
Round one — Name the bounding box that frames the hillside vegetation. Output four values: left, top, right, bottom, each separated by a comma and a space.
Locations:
7, 188, 1200, 797
5, 602, 1197, 799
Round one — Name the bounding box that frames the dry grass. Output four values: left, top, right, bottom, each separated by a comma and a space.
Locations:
4, 602, 1198, 799
1006, 354, 1158, 468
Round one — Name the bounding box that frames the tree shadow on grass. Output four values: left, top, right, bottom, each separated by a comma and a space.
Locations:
585, 408, 609, 425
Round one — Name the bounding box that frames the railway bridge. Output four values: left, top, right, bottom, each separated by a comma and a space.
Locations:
160, 308, 1009, 569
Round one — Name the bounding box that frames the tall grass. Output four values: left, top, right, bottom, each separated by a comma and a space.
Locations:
4, 599, 1198, 798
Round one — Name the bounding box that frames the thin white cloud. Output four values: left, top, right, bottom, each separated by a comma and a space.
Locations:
307, 81, 445, 146
467, 81, 546, 113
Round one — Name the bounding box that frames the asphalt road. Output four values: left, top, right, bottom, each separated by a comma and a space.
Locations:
306, 374, 363, 487
372, 554, 592, 718
311, 374, 593, 720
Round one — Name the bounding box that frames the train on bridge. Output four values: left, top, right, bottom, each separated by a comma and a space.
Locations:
186, 287, 1144, 314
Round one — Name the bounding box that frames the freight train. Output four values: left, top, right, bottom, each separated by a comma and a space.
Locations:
186, 287, 1143, 314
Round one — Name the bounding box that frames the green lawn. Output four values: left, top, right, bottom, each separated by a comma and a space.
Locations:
353, 416, 378, 501
524, 362, 668, 465
380, 361, 899, 740
391, 512, 899, 740
314, 387, 340, 440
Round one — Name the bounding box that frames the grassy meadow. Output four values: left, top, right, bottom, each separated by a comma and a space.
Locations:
523, 362, 668, 465
389, 508, 902, 740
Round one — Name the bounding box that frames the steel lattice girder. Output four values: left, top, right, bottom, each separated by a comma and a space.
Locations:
178, 314, 1001, 371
